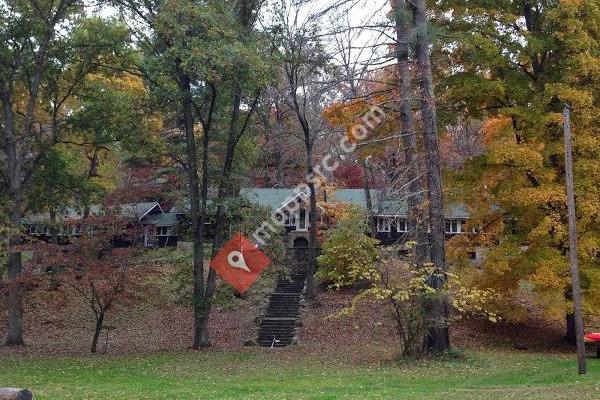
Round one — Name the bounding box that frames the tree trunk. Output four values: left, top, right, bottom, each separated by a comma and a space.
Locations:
6, 252, 24, 347
2, 1, 69, 348
196, 0, 259, 346
2, 88, 24, 347
199, 84, 243, 347
395, 0, 428, 264
361, 160, 376, 237
49, 209, 57, 244
564, 289, 577, 345
91, 311, 105, 353
302, 138, 318, 300
48, 209, 61, 290
412, 0, 450, 353
306, 180, 318, 300
178, 73, 206, 350
193, 88, 215, 349
565, 312, 576, 345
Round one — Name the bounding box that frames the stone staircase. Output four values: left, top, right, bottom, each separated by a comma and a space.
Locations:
257, 272, 306, 347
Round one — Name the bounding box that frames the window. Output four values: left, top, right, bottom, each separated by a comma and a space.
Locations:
377, 217, 391, 233
396, 219, 408, 233
298, 207, 307, 230
157, 226, 171, 236
277, 210, 293, 227
445, 219, 462, 234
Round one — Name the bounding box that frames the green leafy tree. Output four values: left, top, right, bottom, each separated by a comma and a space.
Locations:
433, 0, 600, 338
115, 0, 272, 348
218, 197, 286, 264
317, 205, 379, 289
0, 1, 133, 345
170, 197, 285, 304
27, 148, 96, 244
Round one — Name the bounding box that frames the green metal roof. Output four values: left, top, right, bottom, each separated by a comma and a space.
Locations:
120, 202, 162, 219
446, 203, 469, 219
376, 199, 408, 216
239, 188, 469, 219
240, 188, 303, 210
375, 200, 469, 219
330, 189, 378, 209
145, 212, 178, 227
169, 199, 213, 214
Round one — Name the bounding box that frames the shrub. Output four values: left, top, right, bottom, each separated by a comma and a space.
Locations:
317, 206, 379, 288
337, 252, 500, 357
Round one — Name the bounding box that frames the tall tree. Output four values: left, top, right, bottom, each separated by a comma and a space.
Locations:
0, 1, 131, 345
393, 0, 428, 265
201, 0, 270, 347
433, 0, 600, 335
411, 0, 450, 352
115, 0, 269, 347
273, 0, 335, 299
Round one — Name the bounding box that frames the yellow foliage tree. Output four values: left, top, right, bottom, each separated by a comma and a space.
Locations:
436, 0, 600, 334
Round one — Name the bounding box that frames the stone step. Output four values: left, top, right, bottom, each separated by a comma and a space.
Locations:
279, 284, 304, 289
257, 257, 307, 348
258, 332, 294, 338
265, 309, 299, 314
265, 307, 299, 312
267, 303, 300, 308
265, 310, 299, 315
264, 313, 298, 318
258, 341, 293, 346
269, 297, 301, 302
267, 300, 300, 304
258, 333, 294, 338
260, 316, 296, 328
266, 306, 299, 309
266, 306, 298, 309
260, 322, 296, 327
258, 339, 293, 344
259, 326, 295, 330
268, 298, 300, 303
258, 331, 294, 340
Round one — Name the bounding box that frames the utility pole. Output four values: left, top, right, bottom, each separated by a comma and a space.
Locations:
562, 104, 587, 375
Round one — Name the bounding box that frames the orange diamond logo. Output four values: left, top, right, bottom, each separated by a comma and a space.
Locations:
210, 232, 271, 294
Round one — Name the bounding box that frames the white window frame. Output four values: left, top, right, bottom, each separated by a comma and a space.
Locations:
296, 206, 308, 231
445, 219, 463, 234
396, 218, 408, 233
377, 216, 391, 233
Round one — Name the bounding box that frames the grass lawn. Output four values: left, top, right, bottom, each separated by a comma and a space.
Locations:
0, 349, 599, 399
